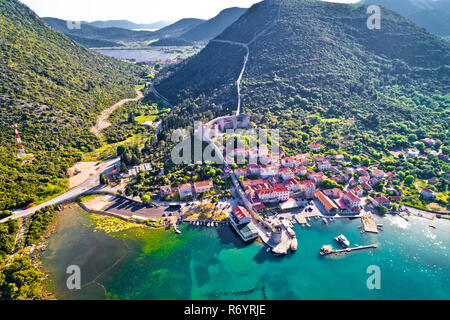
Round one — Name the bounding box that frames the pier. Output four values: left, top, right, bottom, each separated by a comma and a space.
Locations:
320, 244, 377, 256
361, 213, 378, 233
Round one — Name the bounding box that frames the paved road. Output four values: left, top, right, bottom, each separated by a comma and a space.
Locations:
0, 157, 121, 223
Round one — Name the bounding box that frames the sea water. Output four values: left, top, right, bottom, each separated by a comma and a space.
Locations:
41, 207, 450, 300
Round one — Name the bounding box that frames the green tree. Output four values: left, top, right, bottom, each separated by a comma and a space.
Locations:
99, 174, 107, 185
404, 175, 415, 186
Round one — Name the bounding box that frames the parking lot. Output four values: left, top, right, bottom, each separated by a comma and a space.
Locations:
103, 196, 183, 219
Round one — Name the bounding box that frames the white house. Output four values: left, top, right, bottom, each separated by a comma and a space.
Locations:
178, 184, 193, 199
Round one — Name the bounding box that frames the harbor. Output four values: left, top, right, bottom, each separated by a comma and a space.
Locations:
40, 205, 450, 300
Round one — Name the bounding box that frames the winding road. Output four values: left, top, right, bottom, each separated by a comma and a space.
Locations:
210, 0, 282, 115
91, 89, 144, 135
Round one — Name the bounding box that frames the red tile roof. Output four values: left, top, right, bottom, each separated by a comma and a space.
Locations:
232, 206, 250, 220
315, 191, 337, 211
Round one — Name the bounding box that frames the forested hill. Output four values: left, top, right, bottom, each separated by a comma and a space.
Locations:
363, 0, 450, 40
180, 7, 247, 41
0, 0, 143, 209
155, 0, 449, 155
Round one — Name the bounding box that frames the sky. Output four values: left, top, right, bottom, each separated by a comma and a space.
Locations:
19, 0, 262, 23
20, 0, 361, 23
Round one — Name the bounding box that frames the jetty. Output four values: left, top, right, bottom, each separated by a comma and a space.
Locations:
361, 214, 378, 233
320, 244, 377, 256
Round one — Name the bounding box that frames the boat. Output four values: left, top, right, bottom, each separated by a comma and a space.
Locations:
335, 234, 350, 248
306, 223, 311, 228
320, 245, 333, 256
207, 222, 211, 227
322, 218, 328, 225
272, 248, 287, 256
175, 229, 182, 234
377, 224, 384, 228
429, 225, 436, 229
290, 238, 298, 252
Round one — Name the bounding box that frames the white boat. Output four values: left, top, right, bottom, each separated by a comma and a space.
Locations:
207, 222, 211, 227
290, 238, 298, 252
322, 218, 328, 225
335, 235, 350, 248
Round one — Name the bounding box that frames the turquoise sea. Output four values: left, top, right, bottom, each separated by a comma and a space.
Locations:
41, 207, 450, 300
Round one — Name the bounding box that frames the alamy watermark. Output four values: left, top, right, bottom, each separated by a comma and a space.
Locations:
366, 5, 381, 30
66, 265, 81, 290
66, 20, 82, 30
366, 265, 381, 290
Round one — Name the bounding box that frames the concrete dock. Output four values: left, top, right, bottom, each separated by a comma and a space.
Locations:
361, 213, 378, 233
321, 244, 377, 256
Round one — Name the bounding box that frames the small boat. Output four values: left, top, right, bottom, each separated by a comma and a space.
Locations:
335, 235, 350, 248
322, 218, 328, 225
377, 224, 384, 228
207, 222, 211, 227
306, 223, 311, 228
429, 225, 436, 229
290, 238, 298, 252
272, 248, 287, 256
175, 229, 182, 234
266, 247, 271, 253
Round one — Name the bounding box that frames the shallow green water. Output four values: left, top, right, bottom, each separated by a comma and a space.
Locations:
41, 207, 450, 300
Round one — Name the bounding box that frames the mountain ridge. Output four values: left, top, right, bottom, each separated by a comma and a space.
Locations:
180, 7, 247, 41
155, 0, 449, 155
0, 0, 143, 209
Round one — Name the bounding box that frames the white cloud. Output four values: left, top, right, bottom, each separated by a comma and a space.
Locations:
19, 0, 262, 23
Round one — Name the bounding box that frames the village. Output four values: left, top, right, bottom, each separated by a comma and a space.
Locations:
85, 135, 447, 257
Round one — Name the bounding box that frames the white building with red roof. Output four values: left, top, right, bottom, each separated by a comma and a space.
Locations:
300, 180, 316, 199
178, 184, 193, 199
373, 197, 391, 207
352, 186, 363, 197
234, 168, 249, 178
343, 191, 361, 208
280, 168, 295, 181
231, 206, 251, 225
308, 144, 321, 151
193, 180, 214, 194
323, 188, 343, 199
420, 188, 437, 199
370, 169, 386, 179
317, 160, 331, 172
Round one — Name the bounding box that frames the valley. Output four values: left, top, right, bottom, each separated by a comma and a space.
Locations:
0, 0, 448, 302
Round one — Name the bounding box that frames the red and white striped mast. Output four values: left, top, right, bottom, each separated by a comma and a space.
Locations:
13, 124, 26, 157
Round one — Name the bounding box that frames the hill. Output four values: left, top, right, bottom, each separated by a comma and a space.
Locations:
0, 0, 143, 209
87, 19, 172, 30
180, 7, 247, 41
62, 34, 123, 48
362, 0, 450, 39
149, 37, 193, 47
43, 17, 157, 43
154, 18, 206, 39
155, 0, 449, 159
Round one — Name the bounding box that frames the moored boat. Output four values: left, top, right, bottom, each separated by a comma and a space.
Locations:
334, 234, 350, 248
290, 238, 298, 252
